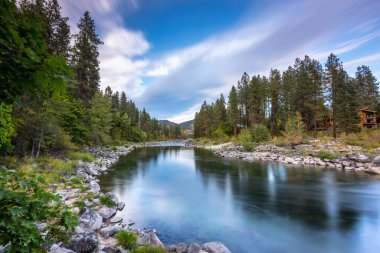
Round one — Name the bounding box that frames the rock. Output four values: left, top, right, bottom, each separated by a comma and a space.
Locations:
86, 166, 99, 176
166, 245, 177, 252
176, 242, 187, 253
97, 206, 117, 221
89, 181, 100, 194
105, 192, 118, 205
99, 225, 122, 239
85, 200, 92, 207
188, 243, 202, 253
66, 227, 98, 253
202, 242, 231, 253
50, 244, 75, 253
138, 231, 163, 246
367, 156, 380, 174
76, 169, 88, 179
57, 191, 76, 201
78, 207, 102, 230
284, 157, 295, 164
117, 201, 125, 211
346, 153, 369, 162
93, 198, 101, 205
110, 216, 123, 224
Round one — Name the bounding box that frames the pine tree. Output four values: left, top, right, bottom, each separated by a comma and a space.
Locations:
237, 72, 250, 127
269, 69, 281, 133
111, 91, 120, 110
228, 86, 239, 136
248, 75, 267, 125
214, 93, 227, 125
119, 92, 127, 115
356, 65, 379, 109
71, 11, 103, 104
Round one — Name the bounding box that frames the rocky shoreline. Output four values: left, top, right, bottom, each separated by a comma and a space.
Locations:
49, 145, 232, 253
189, 141, 380, 175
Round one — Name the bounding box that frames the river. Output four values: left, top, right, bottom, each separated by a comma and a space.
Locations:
98, 144, 380, 253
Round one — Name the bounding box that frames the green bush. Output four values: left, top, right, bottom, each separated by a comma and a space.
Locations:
117, 230, 138, 250
67, 151, 95, 162
340, 129, 380, 150
250, 124, 271, 143
133, 245, 167, 253
100, 195, 117, 207
315, 150, 337, 160
238, 129, 255, 151
0, 170, 78, 252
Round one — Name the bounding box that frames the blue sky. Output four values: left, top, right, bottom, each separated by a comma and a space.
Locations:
61, 0, 380, 123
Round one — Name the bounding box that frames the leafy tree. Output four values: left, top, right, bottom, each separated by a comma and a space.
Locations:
71, 11, 103, 104
283, 112, 305, 146
228, 86, 239, 136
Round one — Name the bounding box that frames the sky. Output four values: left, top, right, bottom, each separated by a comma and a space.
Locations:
60, 0, 380, 123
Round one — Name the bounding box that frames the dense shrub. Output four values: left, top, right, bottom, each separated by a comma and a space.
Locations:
250, 124, 271, 143
133, 245, 167, 253
238, 129, 255, 151
117, 230, 138, 250
0, 170, 78, 252
315, 150, 337, 160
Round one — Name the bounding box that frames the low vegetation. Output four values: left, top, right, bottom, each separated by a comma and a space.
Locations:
133, 245, 167, 253
340, 129, 380, 150
100, 194, 117, 207
315, 150, 337, 160
0, 169, 78, 252
67, 151, 95, 162
117, 230, 138, 250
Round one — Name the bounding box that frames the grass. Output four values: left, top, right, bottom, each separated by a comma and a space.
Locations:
340, 129, 380, 150
133, 245, 167, 253
67, 151, 95, 162
315, 150, 337, 160
116, 230, 138, 250
100, 194, 116, 207
73, 199, 86, 209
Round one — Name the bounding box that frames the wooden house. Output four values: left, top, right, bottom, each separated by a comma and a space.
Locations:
358, 108, 377, 129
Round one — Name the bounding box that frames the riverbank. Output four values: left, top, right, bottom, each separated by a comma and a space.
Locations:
188, 140, 380, 175
4, 144, 231, 253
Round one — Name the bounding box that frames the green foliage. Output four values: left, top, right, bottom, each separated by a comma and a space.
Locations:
117, 230, 138, 250
0, 170, 78, 252
340, 129, 380, 150
73, 199, 86, 209
100, 195, 116, 208
315, 150, 337, 160
133, 245, 167, 253
0, 103, 15, 150
250, 124, 271, 143
283, 112, 306, 146
67, 151, 95, 162
238, 129, 255, 151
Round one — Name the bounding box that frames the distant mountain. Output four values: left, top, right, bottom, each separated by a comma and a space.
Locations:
158, 120, 177, 127
179, 119, 194, 130
159, 119, 194, 131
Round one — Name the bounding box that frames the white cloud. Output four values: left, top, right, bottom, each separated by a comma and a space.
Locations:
344, 53, 380, 68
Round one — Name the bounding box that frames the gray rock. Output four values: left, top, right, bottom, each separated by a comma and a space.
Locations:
50, 244, 75, 253
202, 242, 231, 253
86, 166, 99, 176
176, 242, 187, 253
99, 225, 122, 239
367, 156, 380, 174
166, 245, 177, 252
117, 201, 125, 211
93, 198, 100, 205
188, 243, 202, 253
138, 231, 163, 246
78, 207, 102, 230
89, 181, 100, 194
66, 227, 98, 253
110, 216, 123, 224
57, 191, 76, 201
97, 206, 117, 220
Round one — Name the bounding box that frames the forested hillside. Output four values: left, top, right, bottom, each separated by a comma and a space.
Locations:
0, 0, 181, 157
194, 55, 379, 139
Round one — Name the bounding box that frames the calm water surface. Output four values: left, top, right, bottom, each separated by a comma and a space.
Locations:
99, 145, 380, 253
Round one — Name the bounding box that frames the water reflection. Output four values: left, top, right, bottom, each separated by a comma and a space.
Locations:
99, 147, 380, 253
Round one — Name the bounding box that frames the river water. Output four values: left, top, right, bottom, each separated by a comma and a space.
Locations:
99, 145, 380, 253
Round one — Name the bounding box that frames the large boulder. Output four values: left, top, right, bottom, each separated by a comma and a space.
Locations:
367, 156, 380, 174
176, 242, 187, 253
78, 207, 102, 230
97, 206, 117, 221
346, 152, 369, 162
117, 201, 125, 211
99, 225, 122, 239
86, 166, 99, 176
50, 244, 75, 253
89, 181, 100, 194
202, 242, 231, 253
66, 227, 98, 253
